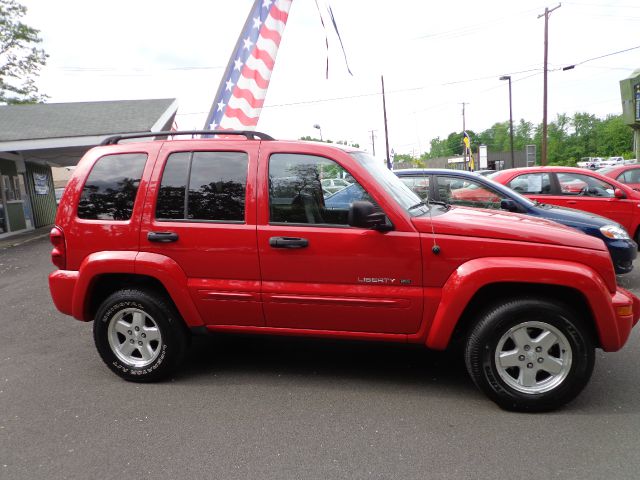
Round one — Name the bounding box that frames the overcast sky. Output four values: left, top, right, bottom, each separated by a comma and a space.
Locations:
20, 0, 640, 158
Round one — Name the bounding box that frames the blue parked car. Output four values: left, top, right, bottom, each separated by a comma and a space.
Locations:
325, 168, 637, 274
396, 169, 637, 274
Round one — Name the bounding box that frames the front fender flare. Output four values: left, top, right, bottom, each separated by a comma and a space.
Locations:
425, 257, 618, 351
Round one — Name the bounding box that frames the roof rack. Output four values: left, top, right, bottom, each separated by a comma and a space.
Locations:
100, 130, 274, 145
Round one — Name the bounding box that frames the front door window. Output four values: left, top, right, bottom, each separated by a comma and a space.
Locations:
556, 172, 614, 197
269, 153, 378, 226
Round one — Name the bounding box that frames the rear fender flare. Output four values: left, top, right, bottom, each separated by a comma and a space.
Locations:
72, 251, 136, 320
72, 251, 204, 327
134, 252, 204, 327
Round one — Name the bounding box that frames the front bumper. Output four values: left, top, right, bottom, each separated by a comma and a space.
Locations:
607, 238, 637, 275
604, 286, 640, 350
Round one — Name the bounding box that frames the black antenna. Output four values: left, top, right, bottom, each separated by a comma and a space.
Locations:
426, 175, 440, 255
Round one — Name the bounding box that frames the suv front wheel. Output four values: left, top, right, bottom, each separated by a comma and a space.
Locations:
93, 289, 188, 382
465, 298, 595, 412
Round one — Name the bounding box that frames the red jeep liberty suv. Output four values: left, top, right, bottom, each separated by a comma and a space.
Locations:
49, 131, 640, 412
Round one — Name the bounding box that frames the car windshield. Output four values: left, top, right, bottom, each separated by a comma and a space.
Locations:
350, 152, 425, 215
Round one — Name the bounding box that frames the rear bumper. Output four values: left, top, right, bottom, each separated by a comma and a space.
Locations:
49, 270, 80, 319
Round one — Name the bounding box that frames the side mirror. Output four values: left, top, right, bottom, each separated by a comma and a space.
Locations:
614, 188, 626, 199
500, 198, 520, 212
348, 201, 393, 231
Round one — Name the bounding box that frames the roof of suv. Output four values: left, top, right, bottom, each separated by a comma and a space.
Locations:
99, 130, 364, 154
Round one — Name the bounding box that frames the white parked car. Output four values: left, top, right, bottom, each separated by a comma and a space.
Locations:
600, 156, 625, 167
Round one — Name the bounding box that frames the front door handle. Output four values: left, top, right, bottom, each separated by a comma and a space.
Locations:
269, 236, 309, 249
148, 231, 179, 243
567, 200, 577, 205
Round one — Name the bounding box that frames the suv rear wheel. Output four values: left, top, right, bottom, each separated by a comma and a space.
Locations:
465, 298, 594, 412
93, 289, 187, 382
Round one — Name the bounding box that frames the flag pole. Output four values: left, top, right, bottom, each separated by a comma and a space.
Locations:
203, 0, 261, 130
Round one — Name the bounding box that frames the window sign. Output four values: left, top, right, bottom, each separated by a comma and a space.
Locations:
528, 175, 543, 192
33, 172, 49, 195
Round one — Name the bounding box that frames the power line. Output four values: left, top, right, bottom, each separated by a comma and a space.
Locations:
412, 6, 544, 42
564, 1, 640, 8
574, 44, 640, 67
53, 65, 225, 74
561, 44, 640, 70
441, 68, 542, 86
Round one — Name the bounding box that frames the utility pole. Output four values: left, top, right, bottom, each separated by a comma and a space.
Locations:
381, 75, 391, 170
460, 102, 468, 170
369, 129, 377, 156
538, 3, 561, 166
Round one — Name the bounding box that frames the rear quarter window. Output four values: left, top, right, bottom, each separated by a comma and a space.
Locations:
77, 153, 147, 221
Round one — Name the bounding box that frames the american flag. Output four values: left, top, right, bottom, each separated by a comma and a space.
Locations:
204, 0, 293, 130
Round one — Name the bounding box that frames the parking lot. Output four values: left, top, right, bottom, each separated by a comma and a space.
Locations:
2, 236, 640, 479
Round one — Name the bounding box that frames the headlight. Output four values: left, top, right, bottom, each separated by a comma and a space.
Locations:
600, 225, 630, 240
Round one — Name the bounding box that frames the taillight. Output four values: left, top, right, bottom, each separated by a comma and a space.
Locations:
50, 226, 66, 270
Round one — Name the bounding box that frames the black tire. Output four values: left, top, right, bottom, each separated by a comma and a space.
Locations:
465, 298, 594, 412
93, 289, 188, 382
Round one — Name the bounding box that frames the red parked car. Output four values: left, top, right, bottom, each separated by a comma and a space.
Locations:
49, 132, 640, 412
598, 164, 640, 191
489, 167, 640, 244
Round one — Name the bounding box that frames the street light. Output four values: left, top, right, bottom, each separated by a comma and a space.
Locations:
313, 124, 323, 141
500, 75, 515, 167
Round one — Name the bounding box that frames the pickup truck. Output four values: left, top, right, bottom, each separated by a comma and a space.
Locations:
49, 131, 640, 412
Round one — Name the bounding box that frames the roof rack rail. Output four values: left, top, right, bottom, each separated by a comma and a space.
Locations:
100, 130, 274, 145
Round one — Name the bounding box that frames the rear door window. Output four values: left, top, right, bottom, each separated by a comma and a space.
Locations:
507, 173, 552, 194
156, 151, 248, 222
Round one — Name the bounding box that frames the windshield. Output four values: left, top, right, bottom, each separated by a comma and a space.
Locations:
350, 152, 425, 215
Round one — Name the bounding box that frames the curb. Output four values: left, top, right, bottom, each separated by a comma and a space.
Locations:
0, 232, 50, 250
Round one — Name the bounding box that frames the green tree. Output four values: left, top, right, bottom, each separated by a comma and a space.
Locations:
476, 122, 510, 152
595, 115, 633, 157
547, 113, 572, 165
513, 119, 534, 151
0, 0, 48, 104
446, 132, 464, 155
426, 136, 451, 159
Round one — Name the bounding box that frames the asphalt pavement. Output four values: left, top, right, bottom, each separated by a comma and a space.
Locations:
2, 237, 640, 479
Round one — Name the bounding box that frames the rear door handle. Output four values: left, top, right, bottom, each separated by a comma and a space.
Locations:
147, 231, 179, 243
567, 200, 577, 205
269, 237, 309, 249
